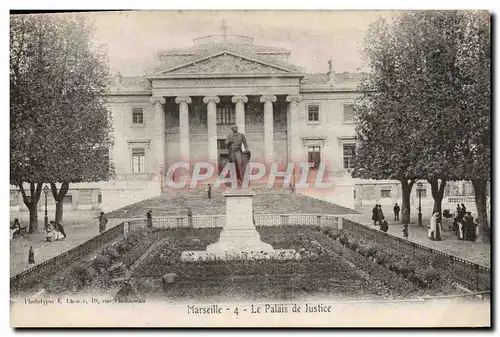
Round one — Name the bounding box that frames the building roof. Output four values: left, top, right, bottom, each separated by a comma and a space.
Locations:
158, 43, 291, 56
109, 76, 151, 94
300, 73, 330, 84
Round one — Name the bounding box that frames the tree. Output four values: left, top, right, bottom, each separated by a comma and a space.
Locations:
10, 13, 114, 232
354, 11, 490, 229
455, 11, 491, 242
353, 17, 422, 225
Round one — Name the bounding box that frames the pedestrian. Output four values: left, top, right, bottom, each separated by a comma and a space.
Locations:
379, 216, 389, 232
461, 203, 467, 216
28, 246, 35, 264
11, 218, 21, 239
371, 204, 378, 226
377, 204, 384, 223
393, 203, 400, 222
99, 211, 108, 233
252, 210, 256, 225
402, 224, 409, 239
428, 212, 442, 241
206, 184, 212, 199
55, 221, 67, 238
146, 210, 153, 228
463, 212, 475, 241
187, 208, 193, 227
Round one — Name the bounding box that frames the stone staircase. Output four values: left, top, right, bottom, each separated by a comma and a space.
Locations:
106, 186, 359, 218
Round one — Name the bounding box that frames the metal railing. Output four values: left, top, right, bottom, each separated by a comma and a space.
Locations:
10, 223, 125, 293
10, 213, 490, 294
446, 196, 476, 204
341, 218, 491, 292
125, 214, 339, 231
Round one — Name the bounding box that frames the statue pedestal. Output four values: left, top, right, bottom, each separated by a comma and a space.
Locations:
205, 188, 275, 255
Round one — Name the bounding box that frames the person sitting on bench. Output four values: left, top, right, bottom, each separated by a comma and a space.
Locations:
10, 218, 26, 239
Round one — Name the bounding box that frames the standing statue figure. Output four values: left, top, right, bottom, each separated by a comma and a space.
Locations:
225, 125, 250, 185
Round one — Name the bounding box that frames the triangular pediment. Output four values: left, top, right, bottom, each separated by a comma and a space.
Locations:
158, 50, 298, 75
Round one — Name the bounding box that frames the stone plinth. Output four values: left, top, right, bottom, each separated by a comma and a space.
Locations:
205, 188, 275, 256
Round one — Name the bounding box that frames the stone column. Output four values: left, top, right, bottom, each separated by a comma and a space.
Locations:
286, 95, 302, 181
150, 96, 166, 175
231, 95, 248, 134
175, 96, 192, 162
203, 96, 220, 169
260, 95, 277, 164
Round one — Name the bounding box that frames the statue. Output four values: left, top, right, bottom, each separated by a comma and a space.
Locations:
225, 125, 250, 185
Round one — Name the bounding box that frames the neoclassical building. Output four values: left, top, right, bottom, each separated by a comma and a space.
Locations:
105, 34, 365, 207
10, 33, 478, 213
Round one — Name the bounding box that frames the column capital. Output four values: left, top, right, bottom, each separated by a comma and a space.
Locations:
260, 95, 277, 103
231, 95, 248, 104
150, 96, 166, 105
203, 95, 220, 104
175, 96, 192, 105
286, 94, 302, 103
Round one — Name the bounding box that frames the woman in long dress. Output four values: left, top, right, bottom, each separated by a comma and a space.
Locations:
45, 221, 65, 242
428, 212, 442, 241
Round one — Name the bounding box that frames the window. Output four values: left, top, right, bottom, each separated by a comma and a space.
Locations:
307, 105, 320, 122
217, 107, 235, 124
132, 148, 146, 173
132, 108, 144, 124
307, 146, 321, 169
98, 193, 102, 204
343, 104, 355, 123
217, 139, 227, 150
381, 189, 391, 198
343, 144, 356, 169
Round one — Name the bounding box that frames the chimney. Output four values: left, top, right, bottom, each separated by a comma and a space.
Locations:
327, 59, 335, 83
115, 71, 122, 85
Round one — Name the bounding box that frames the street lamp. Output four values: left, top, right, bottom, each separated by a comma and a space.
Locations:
417, 182, 423, 227
43, 185, 49, 227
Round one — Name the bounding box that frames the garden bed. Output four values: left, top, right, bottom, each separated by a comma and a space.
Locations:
126, 225, 463, 301
40, 225, 466, 301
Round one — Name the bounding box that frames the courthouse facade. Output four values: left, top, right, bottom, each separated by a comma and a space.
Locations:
107, 34, 367, 207
10, 34, 475, 212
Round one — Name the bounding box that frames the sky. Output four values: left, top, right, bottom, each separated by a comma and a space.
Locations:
86, 10, 396, 76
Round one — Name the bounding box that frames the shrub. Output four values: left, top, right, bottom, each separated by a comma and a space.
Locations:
105, 246, 121, 261
349, 240, 359, 251
116, 241, 129, 255
92, 255, 111, 272
69, 262, 94, 289
417, 267, 442, 288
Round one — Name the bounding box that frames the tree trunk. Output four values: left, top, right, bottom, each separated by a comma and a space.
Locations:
400, 178, 415, 225
50, 182, 70, 223
55, 202, 64, 223
27, 202, 38, 233
472, 178, 490, 243
19, 182, 43, 233
428, 178, 446, 241
429, 178, 447, 216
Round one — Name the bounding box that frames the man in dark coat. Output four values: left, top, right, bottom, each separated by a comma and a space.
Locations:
372, 204, 378, 226
206, 184, 212, 199
463, 212, 475, 241
146, 210, 153, 228
28, 246, 35, 264
393, 203, 400, 222
99, 212, 108, 233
